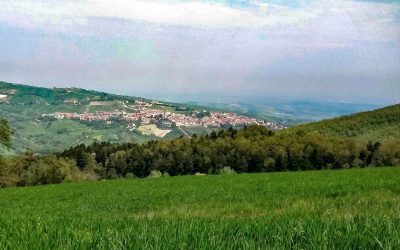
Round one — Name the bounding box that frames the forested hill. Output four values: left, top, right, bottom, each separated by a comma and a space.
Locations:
2, 105, 400, 187
291, 104, 400, 141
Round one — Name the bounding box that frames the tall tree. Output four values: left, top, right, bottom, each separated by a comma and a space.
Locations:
0, 118, 12, 149
0, 118, 12, 171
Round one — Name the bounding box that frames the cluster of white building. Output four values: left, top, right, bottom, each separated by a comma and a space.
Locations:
49, 111, 124, 121
0, 94, 8, 101
44, 105, 285, 130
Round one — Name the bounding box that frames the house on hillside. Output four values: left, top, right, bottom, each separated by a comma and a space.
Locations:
0, 94, 8, 102
63, 99, 80, 105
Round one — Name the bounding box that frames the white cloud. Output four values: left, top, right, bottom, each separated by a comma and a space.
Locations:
0, 0, 398, 45
0, 0, 321, 29
1, 1, 399, 104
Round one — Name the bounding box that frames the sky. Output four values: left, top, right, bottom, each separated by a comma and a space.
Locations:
0, 0, 399, 105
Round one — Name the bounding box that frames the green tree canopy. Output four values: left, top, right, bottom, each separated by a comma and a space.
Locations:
0, 118, 12, 149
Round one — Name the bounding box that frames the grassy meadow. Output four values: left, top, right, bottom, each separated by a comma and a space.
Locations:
0, 167, 399, 249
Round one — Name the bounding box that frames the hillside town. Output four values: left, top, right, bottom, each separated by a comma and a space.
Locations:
0, 94, 7, 101
43, 101, 285, 130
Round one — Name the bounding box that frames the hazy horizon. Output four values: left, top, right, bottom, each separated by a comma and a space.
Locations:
1, 0, 399, 105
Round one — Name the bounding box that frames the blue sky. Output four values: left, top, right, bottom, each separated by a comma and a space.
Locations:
0, 0, 399, 105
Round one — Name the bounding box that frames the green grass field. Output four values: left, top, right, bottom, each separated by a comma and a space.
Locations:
0, 167, 399, 249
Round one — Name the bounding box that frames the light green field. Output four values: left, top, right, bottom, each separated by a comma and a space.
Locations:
0, 167, 399, 249
138, 124, 171, 137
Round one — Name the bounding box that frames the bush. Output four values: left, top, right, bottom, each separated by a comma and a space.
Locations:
125, 173, 136, 179
107, 169, 119, 180
19, 156, 82, 186
218, 167, 236, 175
148, 170, 163, 178
351, 158, 363, 168
0, 159, 19, 187
263, 158, 276, 172
342, 163, 351, 169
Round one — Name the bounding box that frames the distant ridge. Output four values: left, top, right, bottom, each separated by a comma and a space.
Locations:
292, 104, 400, 141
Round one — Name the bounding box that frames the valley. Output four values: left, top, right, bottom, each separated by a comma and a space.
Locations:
0, 81, 283, 154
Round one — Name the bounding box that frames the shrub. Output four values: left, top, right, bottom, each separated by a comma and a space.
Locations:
263, 158, 276, 172
20, 156, 82, 186
148, 170, 163, 178
218, 167, 236, 175
342, 163, 351, 169
125, 173, 136, 179
162, 172, 170, 177
351, 158, 363, 168
0, 159, 19, 187
82, 169, 101, 181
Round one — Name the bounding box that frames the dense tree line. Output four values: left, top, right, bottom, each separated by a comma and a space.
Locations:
59, 125, 400, 179
1, 121, 399, 187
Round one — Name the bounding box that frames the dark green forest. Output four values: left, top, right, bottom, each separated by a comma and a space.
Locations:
1, 104, 400, 188
1, 125, 399, 187
59, 125, 398, 178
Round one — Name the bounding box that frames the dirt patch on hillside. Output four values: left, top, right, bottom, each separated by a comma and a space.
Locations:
138, 124, 171, 137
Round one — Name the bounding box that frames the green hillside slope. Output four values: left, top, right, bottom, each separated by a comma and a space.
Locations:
0, 167, 399, 249
291, 104, 400, 141
0, 81, 214, 154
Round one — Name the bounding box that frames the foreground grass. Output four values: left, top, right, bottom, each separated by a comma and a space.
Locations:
0, 167, 399, 249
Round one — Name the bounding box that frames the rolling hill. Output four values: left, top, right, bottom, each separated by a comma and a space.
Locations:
290, 104, 400, 141
1, 81, 279, 154
0, 81, 215, 154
